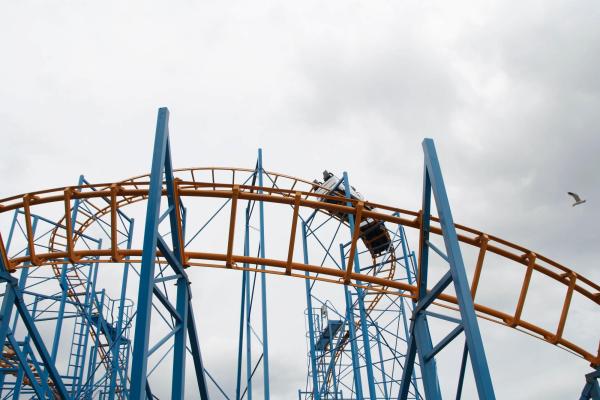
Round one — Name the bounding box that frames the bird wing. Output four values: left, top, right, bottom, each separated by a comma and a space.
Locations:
568, 192, 581, 202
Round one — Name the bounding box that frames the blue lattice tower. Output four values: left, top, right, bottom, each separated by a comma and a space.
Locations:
298, 198, 423, 399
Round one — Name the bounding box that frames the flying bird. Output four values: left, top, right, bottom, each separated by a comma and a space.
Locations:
567, 192, 586, 207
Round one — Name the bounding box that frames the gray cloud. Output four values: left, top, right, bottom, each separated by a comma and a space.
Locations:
1, 1, 599, 399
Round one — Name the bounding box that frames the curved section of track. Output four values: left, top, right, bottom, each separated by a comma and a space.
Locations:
1, 170, 598, 366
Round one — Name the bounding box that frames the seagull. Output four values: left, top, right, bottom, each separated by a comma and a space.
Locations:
567, 192, 586, 207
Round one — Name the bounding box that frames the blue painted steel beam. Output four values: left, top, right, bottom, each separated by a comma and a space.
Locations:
413, 314, 441, 399
109, 217, 135, 400
400, 139, 495, 399
417, 165, 432, 301
396, 219, 422, 399
580, 368, 600, 400
157, 237, 188, 278
339, 246, 364, 400
398, 158, 441, 400
375, 323, 390, 400
244, 204, 253, 400
130, 107, 173, 399
171, 278, 189, 400
342, 172, 378, 400
455, 343, 469, 400
343, 286, 364, 400
131, 107, 209, 400
425, 325, 464, 362
423, 310, 462, 325
152, 283, 182, 322
148, 326, 181, 357
235, 268, 247, 400
301, 222, 321, 400
421, 138, 495, 399
257, 148, 271, 400
413, 270, 453, 315
0, 276, 16, 346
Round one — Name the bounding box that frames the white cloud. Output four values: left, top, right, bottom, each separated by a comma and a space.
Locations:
1, 1, 598, 399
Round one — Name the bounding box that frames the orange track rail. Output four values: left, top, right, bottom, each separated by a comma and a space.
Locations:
1, 170, 598, 367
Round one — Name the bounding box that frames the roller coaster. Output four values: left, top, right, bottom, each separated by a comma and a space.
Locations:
0, 108, 598, 399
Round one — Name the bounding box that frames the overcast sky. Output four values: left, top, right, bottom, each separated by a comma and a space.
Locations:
1, 1, 599, 399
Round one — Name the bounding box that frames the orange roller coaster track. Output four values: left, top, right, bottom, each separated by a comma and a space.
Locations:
1, 173, 598, 366
1, 108, 598, 399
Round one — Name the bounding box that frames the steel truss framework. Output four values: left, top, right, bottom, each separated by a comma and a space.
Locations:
0, 108, 598, 399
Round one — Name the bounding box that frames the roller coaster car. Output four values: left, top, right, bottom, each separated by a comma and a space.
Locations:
313, 171, 392, 257
359, 219, 393, 257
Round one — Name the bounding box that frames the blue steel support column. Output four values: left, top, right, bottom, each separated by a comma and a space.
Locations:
187, 304, 211, 400
0, 207, 20, 393
397, 221, 422, 398
399, 139, 495, 400
245, 269, 253, 400
413, 313, 439, 398
375, 323, 389, 400
172, 278, 190, 399
235, 268, 247, 400
130, 107, 171, 400
0, 208, 19, 391
164, 123, 190, 400
257, 148, 271, 400
132, 107, 209, 400
0, 220, 14, 392
455, 343, 469, 400
399, 167, 441, 400
109, 218, 135, 400
422, 139, 495, 399
340, 245, 364, 400
237, 195, 263, 400
177, 203, 209, 399
301, 222, 321, 400
580, 368, 600, 400
244, 204, 253, 400
341, 172, 377, 400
